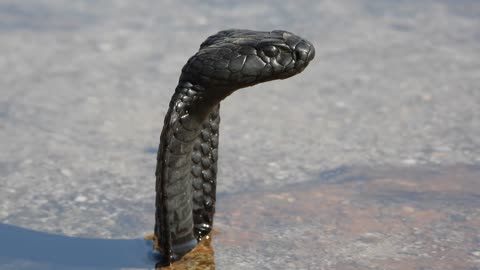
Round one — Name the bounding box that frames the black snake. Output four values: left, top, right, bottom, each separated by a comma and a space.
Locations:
153, 29, 315, 263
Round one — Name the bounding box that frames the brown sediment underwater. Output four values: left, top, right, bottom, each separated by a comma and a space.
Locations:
212, 165, 480, 270
155, 165, 480, 269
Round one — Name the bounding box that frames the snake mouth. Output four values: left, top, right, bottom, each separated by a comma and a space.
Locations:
181, 29, 315, 92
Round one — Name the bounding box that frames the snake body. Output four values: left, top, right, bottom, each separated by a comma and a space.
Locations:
154, 29, 315, 262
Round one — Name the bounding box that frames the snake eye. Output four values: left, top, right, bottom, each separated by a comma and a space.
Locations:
262, 45, 279, 57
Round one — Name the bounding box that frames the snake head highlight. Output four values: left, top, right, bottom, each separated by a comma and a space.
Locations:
180, 29, 315, 100
155, 29, 315, 263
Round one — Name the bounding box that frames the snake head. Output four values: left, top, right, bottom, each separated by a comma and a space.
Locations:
180, 29, 315, 100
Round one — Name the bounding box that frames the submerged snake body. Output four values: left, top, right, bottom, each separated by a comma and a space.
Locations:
154, 29, 315, 261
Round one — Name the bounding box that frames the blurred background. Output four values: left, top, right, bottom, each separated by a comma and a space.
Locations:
0, 0, 479, 269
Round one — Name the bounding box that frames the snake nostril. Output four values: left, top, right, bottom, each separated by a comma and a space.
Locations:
294, 50, 302, 61
295, 50, 307, 62
295, 41, 315, 63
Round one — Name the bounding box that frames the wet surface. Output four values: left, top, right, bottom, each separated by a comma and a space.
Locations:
213, 165, 480, 270
1, 0, 479, 269
0, 223, 153, 269
2, 165, 479, 269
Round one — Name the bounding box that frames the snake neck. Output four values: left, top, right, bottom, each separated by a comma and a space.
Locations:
155, 81, 220, 260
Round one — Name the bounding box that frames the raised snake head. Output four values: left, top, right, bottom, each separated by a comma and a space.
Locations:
179, 29, 315, 100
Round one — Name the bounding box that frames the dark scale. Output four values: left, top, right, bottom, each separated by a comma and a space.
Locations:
152, 29, 315, 264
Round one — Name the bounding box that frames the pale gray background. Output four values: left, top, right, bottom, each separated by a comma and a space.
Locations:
0, 0, 479, 269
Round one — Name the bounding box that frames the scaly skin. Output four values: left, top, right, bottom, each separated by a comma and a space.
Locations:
153, 29, 315, 263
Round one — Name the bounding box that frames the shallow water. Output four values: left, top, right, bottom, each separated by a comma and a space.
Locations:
1, 165, 479, 269
213, 165, 480, 269
1, 0, 479, 269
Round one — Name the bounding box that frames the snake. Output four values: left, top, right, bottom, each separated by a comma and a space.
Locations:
152, 29, 315, 263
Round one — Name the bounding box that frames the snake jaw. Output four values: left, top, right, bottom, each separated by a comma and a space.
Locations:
180, 29, 315, 99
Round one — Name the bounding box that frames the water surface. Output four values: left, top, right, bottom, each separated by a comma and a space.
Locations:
1, 0, 479, 269
1, 165, 479, 269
